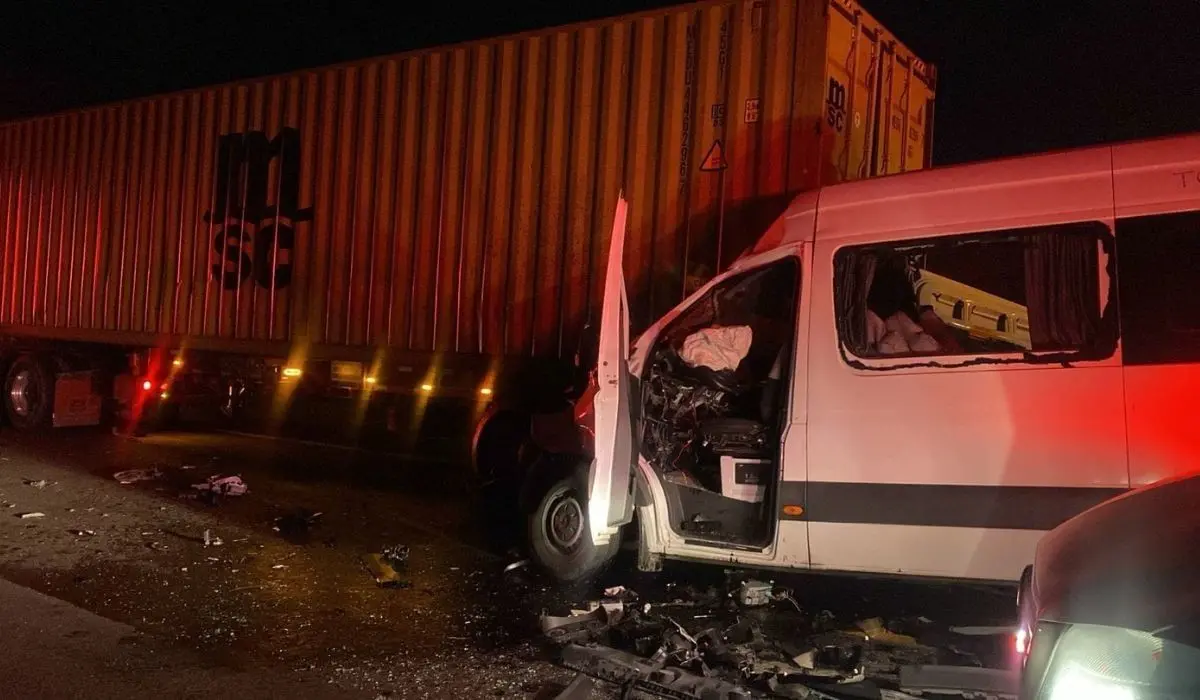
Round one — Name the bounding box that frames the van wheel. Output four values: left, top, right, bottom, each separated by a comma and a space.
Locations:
4, 354, 55, 431
528, 465, 620, 582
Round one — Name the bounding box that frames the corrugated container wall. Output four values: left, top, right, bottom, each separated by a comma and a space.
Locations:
0, 0, 934, 363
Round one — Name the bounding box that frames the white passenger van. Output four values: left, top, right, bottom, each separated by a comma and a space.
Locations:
517, 132, 1200, 584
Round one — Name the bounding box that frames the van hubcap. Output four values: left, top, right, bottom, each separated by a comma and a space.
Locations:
9, 370, 36, 417
546, 490, 584, 553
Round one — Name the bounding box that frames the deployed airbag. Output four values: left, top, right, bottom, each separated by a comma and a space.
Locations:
680, 326, 753, 372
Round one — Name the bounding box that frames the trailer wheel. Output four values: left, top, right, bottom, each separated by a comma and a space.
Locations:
4, 354, 55, 431
527, 461, 619, 582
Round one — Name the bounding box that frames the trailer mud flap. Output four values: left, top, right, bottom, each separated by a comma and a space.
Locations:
52, 371, 103, 428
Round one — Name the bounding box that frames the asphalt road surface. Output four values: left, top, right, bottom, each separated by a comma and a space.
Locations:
0, 426, 1017, 699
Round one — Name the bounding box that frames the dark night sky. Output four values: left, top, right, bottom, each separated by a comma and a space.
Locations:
1, 1, 1197, 165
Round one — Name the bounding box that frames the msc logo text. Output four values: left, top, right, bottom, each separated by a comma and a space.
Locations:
203, 128, 313, 292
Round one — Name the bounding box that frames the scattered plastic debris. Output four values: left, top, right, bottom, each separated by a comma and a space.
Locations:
503, 559, 529, 573
23, 478, 52, 489
949, 625, 1013, 636
114, 467, 162, 484
898, 664, 1019, 699
271, 564, 287, 570
548, 673, 597, 700
203, 529, 224, 547
17, 512, 45, 519
69, 529, 97, 537
380, 544, 410, 569
273, 509, 322, 543
191, 474, 248, 497
361, 553, 411, 589
537, 577, 989, 700
856, 618, 919, 646
736, 579, 774, 607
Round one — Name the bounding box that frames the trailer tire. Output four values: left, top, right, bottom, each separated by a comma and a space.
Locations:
4, 354, 55, 431
527, 462, 619, 582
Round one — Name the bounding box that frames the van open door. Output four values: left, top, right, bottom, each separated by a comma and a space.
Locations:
588, 195, 637, 547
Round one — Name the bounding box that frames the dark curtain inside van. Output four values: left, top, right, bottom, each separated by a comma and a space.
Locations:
835, 252, 878, 355
1024, 231, 1101, 350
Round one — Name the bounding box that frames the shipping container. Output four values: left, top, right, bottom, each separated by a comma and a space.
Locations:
0, 0, 933, 361
0, 0, 933, 436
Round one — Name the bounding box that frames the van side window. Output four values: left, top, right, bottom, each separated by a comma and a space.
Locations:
1116, 212, 1200, 366
834, 222, 1110, 359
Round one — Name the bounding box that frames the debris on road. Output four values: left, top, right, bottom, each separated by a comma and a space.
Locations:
536, 576, 994, 700
361, 553, 411, 589
547, 673, 598, 700
948, 625, 1013, 636
380, 544, 410, 569
273, 509, 321, 543
17, 512, 45, 519
898, 664, 1019, 699
191, 474, 248, 497
856, 618, 919, 646
113, 467, 163, 484
22, 478, 52, 489
69, 529, 97, 537
503, 559, 530, 573
735, 579, 774, 607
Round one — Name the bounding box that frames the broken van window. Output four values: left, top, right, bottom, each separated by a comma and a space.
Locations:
834, 222, 1111, 361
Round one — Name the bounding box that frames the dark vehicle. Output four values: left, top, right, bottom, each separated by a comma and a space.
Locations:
1016, 472, 1200, 699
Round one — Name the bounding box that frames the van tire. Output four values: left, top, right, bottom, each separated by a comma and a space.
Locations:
4, 354, 55, 431
527, 465, 619, 582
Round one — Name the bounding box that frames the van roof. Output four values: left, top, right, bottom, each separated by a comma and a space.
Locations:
747, 130, 1200, 255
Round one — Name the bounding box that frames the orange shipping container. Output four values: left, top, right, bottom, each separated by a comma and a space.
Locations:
0, 0, 934, 364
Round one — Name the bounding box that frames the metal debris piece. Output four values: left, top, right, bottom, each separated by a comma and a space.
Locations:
736, 579, 773, 607
856, 618, 919, 646
898, 665, 1019, 700
114, 467, 162, 484
361, 553, 411, 589
949, 625, 1013, 636
17, 512, 45, 519
630, 667, 753, 700
559, 644, 661, 686
541, 608, 610, 645
380, 544, 410, 569
273, 509, 322, 542
503, 559, 529, 573
192, 474, 248, 496
550, 674, 598, 700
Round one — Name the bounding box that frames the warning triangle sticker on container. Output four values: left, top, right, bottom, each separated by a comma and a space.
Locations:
699, 140, 727, 172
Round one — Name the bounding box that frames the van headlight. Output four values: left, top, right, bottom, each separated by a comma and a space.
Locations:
1031, 622, 1200, 699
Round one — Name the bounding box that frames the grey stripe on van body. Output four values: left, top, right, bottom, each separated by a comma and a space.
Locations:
777, 481, 1128, 531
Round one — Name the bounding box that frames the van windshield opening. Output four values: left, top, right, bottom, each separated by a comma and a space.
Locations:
641, 257, 800, 547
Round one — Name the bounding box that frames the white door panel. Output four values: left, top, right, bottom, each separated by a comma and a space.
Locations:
588, 195, 635, 546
